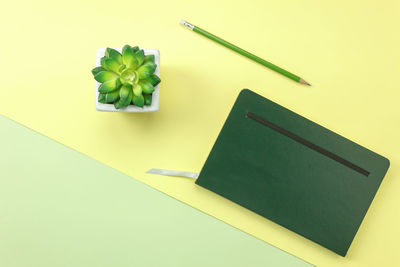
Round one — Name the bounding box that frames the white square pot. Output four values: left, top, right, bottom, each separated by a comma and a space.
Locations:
95, 48, 160, 112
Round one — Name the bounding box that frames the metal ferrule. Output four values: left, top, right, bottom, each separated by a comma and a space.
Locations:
180, 20, 194, 30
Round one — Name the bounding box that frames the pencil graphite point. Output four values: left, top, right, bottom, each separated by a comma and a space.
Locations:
180, 19, 194, 30
299, 78, 311, 86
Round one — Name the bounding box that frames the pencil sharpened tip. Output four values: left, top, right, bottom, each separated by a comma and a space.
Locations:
299, 78, 311, 86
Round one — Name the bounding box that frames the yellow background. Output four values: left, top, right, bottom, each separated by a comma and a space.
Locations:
1, 0, 399, 266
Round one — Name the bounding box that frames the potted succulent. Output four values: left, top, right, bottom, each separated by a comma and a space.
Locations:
92, 45, 161, 112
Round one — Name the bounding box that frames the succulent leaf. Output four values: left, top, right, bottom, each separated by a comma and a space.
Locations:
122, 44, 131, 53
106, 48, 123, 64
144, 55, 155, 64
119, 85, 131, 100
137, 62, 156, 79
123, 92, 133, 107
105, 90, 120, 103
132, 94, 145, 107
94, 71, 118, 83
119, 85, 133, 107
134, 50, 145, 66
139, 80, 154, 94
144, 94, 152, 106
100, 57, 108, 69
101, 58, 121, 73
145, 74, 161, 86
98, 78, 120, 93
122, 45, 138, 69
132, 84, 142, 96
132, 46, 139, 53
114, 99, 123, 109
118, 64, 126, 73
123, 95, 132, 107
98, 93, 107, 103
92, 66, 105, 76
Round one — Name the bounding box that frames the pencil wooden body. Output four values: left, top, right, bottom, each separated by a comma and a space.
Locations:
193, 26, 302, 83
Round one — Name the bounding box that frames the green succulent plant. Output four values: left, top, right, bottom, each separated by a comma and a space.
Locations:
91, 45, 161, 109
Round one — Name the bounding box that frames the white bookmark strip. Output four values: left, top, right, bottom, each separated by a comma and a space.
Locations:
146, 168, 199, 179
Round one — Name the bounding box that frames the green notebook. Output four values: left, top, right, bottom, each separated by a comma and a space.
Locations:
0, 115, 312, 267
196, 89, 390, 256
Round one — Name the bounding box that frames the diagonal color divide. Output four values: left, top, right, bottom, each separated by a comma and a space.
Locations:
0, 115, 313, 267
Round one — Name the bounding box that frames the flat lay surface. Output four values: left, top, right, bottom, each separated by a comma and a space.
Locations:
1, 0, 399, 266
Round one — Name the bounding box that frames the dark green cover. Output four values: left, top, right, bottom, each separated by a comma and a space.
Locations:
196, 89, 390, 256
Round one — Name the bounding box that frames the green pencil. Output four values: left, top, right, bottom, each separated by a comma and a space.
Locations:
180, 20, 310, 86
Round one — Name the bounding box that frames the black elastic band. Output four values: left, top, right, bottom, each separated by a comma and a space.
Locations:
247, 112, 370, 177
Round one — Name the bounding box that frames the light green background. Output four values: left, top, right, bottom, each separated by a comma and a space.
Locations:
0, 115, 312, 267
